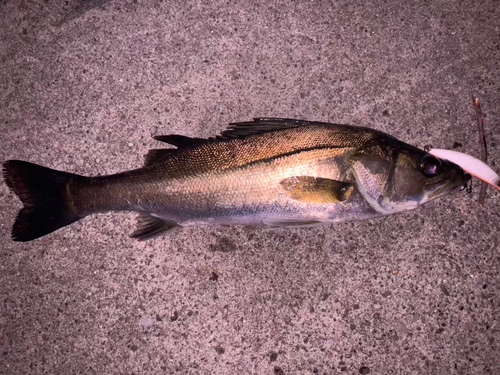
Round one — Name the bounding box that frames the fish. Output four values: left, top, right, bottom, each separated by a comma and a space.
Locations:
3, 118, 471, 242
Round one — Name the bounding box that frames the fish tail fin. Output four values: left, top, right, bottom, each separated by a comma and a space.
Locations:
3, 160, 85, 241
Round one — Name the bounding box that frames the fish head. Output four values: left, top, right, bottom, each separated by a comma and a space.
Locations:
349, 139, 471, 215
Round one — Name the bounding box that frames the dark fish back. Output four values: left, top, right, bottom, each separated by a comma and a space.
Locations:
148, 123, 379, 179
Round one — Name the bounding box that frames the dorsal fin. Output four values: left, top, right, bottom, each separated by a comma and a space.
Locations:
150, 118, 330, 154
153, 135, 206, 148
220, 118, 326, 139
152, 119, 309, 147
144, 149, 177, 166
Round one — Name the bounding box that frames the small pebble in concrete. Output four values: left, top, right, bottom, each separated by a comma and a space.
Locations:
170, 311, 179, 322
215, 345, 225, 355
138, 316, 154, 327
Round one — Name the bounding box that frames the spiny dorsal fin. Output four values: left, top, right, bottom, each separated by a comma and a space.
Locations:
130, 213, 178, 241
144, 149, 177, 166
221, 118, 329, 139
280, 176, 354, 204
153, 135, 207, 148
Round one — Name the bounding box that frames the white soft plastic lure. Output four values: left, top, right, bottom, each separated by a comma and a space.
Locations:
429, 149, 500, 190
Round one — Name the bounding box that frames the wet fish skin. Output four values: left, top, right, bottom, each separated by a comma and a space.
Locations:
3, 118, 471, 241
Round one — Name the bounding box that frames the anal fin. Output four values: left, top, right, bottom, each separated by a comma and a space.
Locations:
131, 213, 178, 241
263, 218, 325, 227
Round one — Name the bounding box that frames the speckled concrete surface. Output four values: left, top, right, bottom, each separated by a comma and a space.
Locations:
1, 1, 499, 374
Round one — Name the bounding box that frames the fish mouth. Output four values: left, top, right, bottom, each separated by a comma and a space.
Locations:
428, 172, 472, 199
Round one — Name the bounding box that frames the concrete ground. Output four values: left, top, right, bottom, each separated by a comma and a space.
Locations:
1, 0, 499, 374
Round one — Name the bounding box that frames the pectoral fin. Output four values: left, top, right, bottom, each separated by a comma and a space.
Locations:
280, 176, 354, 203
131, 213, 179, 241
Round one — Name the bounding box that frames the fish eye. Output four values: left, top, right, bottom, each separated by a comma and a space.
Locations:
420, 155, 441, 177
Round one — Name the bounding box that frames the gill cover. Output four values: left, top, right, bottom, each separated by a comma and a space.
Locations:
349, 148, 421, 214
